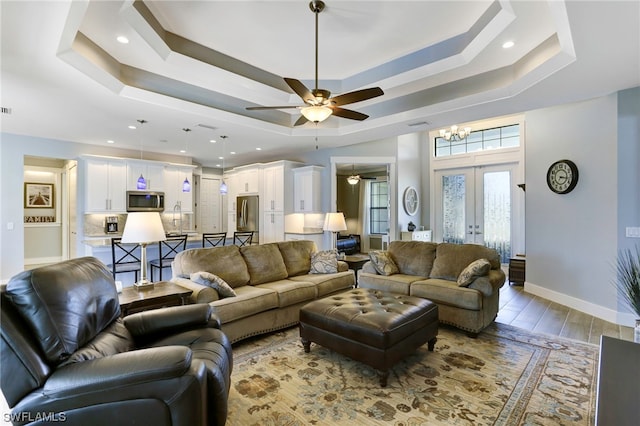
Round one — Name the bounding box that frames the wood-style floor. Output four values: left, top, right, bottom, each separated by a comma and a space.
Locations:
497, 284, 635, 344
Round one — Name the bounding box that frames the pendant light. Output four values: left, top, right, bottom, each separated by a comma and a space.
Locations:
219, 135, 228, 194
136, 119, 147, 189
181, 128, 191, 192
347, 164, 360, 185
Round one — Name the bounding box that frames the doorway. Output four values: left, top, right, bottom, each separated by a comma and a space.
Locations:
330, 156, 396, 251
434, 163, 517, 263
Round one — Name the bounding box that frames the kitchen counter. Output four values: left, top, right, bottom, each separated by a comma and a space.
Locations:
83, 232, 201, 248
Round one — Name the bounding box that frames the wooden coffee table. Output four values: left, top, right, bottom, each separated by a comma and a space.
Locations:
118, 281, 193, 317
343, 254, 369, 272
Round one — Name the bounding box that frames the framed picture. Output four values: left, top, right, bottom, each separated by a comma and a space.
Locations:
24, 182, 54, 208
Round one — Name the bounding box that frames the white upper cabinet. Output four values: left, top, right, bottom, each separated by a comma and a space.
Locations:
236, 167, 260, 194
293, 165, 323, 213
84, 157, 127, 213
262, 164, 285, 212
164, 166, 194, 213
126, 161, 164, 191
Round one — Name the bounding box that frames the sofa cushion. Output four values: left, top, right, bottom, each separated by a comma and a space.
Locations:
310, 249, 339, 274
5, 257, 121, 365
256, 279, 318, 308
209, 285, 279, 323
190, 272, 236, 298
388, 241, 438, 277
457, 258, 491, 287
369, 251, 399, 276
430, 243, 501, 281
173, 245, 250, 288
277, 240, 317, 276
410, 278, 483, 311
240, 244, 288, 285
358, 272, 423, 295
289, 271, 355, 297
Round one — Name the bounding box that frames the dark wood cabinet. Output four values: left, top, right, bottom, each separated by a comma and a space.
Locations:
508, 256, 526, 286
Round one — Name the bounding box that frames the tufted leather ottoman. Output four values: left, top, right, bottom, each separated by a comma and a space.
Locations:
299, 288, 438, 386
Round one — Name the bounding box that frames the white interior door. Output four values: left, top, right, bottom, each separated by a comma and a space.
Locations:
199, 177, 222, 233
435, 164, 515, 263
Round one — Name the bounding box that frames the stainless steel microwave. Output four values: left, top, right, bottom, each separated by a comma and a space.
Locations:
126, 191, 165, 212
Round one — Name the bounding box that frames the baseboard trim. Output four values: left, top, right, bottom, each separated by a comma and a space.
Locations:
524, 281, 636, 327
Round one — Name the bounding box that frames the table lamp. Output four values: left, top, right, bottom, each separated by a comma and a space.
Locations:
323, 212, 347, 251
121, 212, 166, 290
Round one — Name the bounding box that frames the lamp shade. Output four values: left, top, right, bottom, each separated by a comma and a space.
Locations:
301, 105, 332, 123
121, 212, 166, 244
323, 212, 347, 232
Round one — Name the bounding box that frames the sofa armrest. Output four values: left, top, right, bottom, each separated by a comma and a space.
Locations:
124, 304, 221, 339
468, 269, 506, 296
361, 261, 378, 274
337, 260, 349, 272
171, 276, 220, 303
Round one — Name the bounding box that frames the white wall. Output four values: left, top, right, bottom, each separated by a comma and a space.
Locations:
396, 133, 423, 233
524, 94, 621, 323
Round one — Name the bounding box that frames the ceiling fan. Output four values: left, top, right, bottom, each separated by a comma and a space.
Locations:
246, 0, 384, 126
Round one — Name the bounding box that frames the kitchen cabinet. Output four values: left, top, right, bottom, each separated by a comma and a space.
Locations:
223, 172, 238, 211
84, 157, 127, 212
126, 161, 164, 191
164, 166, 194, 213
262, 164, 284, 212
236, 167, 259, 194
262, 211, 284, 244
293, 165, 323, 213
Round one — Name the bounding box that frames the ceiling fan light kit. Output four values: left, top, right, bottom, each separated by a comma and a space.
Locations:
246, 0, 384, 125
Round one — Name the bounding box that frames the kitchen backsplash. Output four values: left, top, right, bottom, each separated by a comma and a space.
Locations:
84, 213, 193, 237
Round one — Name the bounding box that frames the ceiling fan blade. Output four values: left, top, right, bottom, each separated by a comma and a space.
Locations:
246, 105, 300, 110
294, 115, 309, 126
284, 78, 315, 104
330, 87, 384, 106
331, 107, 369, 121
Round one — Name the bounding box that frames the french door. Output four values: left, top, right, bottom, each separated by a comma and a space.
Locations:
434, 164, 516, 263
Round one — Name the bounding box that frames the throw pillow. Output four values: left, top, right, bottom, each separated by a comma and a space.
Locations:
190, 271, 237, 298
369, 250, 399, 276
310, 249, 338, 274
457, 258, 491, 287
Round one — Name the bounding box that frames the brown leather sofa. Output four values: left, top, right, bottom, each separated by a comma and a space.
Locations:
1, 257, 232, 426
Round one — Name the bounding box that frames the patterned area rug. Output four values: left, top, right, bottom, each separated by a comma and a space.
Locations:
228, 323, 598, 425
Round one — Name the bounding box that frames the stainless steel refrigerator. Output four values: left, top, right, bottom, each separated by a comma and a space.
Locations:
236, 195, 259, 239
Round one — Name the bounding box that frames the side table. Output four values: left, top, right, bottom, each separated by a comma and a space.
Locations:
508, 256, 526, 286
118, 281, 193, 317
343, 254, 370, 287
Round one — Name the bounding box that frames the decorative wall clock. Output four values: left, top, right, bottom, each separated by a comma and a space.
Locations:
546, 159, 579, 194
403, 186, 419, 216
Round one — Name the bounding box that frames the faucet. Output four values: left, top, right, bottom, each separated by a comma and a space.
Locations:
172, 201, 183, 235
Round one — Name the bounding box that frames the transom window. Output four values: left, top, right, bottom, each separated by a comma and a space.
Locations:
369, 181, 388, 234
435, 124, 520, 157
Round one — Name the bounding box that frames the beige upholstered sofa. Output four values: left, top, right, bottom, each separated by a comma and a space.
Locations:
171, 240, 355, 343
358, 241, 506, 336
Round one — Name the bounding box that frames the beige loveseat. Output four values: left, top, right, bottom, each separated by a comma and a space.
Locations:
358, 241, 506, 336
171, 240, 355, 343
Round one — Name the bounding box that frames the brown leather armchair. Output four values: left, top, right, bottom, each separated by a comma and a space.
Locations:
1, 257, 232, 426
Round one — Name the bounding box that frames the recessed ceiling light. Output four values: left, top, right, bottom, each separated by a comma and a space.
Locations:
230, 151, 236, 155
210, 139, 216, 143
107, 140, 114, 144
117, 36, 129, 44
180, 149, 186, 153
218, 156, 224, 160
256, 147, 262, 151
502, 41, 515, 49
128, 125, 136, 129
215, 163, 221, 167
